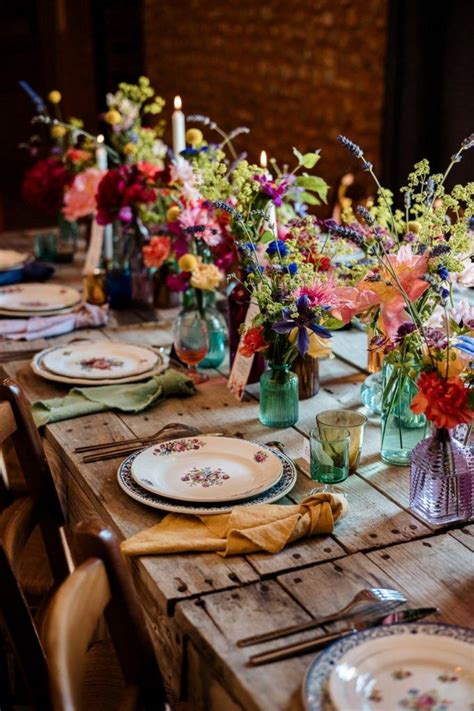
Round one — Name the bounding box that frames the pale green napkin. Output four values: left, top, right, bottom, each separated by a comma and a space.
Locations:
32, 369, 196, 427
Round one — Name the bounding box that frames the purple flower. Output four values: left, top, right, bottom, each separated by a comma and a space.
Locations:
272, 306, 331, 357
118, 205, 133, 223
396, 322, 416, 342
254, 174, 290, 206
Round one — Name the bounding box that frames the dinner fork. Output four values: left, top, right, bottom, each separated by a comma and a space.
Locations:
236, 587, 407, 647
75, 422, 199, 454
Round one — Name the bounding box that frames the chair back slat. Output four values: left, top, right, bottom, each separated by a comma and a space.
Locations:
42, 557, 111, 710
0, 401, 16, 444
1, 497, 39, 574
0, 544, 50, 707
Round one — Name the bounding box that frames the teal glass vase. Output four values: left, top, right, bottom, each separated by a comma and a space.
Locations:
381, 361, 428, 465
259, 363, 299, 428
200, 295, 227, 369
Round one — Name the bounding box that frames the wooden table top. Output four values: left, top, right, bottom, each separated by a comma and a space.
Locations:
1, 231, 473, 711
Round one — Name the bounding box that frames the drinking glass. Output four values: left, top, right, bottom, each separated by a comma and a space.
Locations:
316, 409, 367, 473
173, 308, 209, 383
309, 428, 350, 493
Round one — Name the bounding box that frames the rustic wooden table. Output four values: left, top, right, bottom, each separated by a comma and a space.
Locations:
1, 232, 473, 711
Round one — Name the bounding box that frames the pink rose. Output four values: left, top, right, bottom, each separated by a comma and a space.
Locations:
63, 167, 104, 222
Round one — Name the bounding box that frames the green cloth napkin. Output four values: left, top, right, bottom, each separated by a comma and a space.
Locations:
32, 369, 196, 427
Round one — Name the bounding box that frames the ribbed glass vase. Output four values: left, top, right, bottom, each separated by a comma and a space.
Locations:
381, 362, 428, 465
410, 427, 472, 525
259, 363, 298, 428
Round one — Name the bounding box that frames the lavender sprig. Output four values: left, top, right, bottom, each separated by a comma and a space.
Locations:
324, 219, 365, 246
356, 205, 376, 227
19, 80, 46, 114
337, 135, 373, 171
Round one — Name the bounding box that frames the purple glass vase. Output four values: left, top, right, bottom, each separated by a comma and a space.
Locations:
410, 427, 473, 525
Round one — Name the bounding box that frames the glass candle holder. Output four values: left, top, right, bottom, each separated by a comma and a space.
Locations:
316, 409, 367, 473
310, 428, 350, 485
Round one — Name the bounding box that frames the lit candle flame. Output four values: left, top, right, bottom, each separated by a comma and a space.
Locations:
260, 150, 267, 169
174, 95, 182, 111
97, 134, 104, 144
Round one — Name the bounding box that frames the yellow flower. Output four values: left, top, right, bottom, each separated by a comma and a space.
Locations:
178, 253, 198, 272
186, 128, 203, 146
123, 142, 136, 155
104, 109, 122, 125
408, 221, 422, 234
166, 205, 181, 222
50, 125, 67, 138
48, 90, 62, 104
289, 328, 333, 359
190, 261, 223, 291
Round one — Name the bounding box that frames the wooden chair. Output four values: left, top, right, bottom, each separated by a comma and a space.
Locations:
0, 378, 70, 706
42, 520, 168, 710
0, 377, 70, 593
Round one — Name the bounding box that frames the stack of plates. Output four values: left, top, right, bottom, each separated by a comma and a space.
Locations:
0, 250, 29, 286
303, 623, 474, 711
0, 283, 81, 317
32, 341, 169, 386
118, 436, 297, 514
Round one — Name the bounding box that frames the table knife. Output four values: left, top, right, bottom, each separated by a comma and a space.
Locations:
247, 607, 438, 666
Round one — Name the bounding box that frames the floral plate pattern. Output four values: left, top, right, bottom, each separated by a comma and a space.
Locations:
117, 443, 297, 515
130, 436, 285, 503
303, 623, 474, 711
0, 283, 81, 312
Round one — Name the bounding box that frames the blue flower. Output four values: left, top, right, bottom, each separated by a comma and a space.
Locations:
266, 240, 288, 258
272, 306, 331, 357
440, 288, 450, 300
283, 262, 298, 275
437, 265, 449, 280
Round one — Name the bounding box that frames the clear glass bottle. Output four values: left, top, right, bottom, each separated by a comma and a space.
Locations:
410, 427, 472, 525
381, 361, 427, 465
259, 363, 299, 428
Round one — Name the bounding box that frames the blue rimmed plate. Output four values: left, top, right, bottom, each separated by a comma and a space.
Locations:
117, 444, 297, 515
303, 623, 474, 711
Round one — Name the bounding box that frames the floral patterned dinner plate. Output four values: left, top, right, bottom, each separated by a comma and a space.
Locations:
303, 623, 474, 711
0, 284, 81, 312
31, 346, 168, 386
118, 444, 297, 515
41, 342, 159, 380
131, 436, 284, 502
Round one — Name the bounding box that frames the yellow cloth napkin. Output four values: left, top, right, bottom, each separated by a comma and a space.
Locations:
121, 493, 347, 557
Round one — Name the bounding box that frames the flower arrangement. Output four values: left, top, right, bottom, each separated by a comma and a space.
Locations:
333, 133, 474, 434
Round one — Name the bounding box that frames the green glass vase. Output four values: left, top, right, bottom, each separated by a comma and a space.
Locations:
259, 363, 299, 428
381, 361, 428, 465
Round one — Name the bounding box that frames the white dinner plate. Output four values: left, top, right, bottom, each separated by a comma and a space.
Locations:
0, 304, 81, 318
303, 623, 474, 711
42, 342, 159, 380
131, 436, 283, 502
31, 346, 168, 386
118, 445, 297, 515
0, 284, 81, 313
0, 250, 29, 270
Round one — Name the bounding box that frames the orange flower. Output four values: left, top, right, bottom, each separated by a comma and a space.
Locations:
143, 236, 171, 269
239, 326, 268, 358
410, 371, 473, 429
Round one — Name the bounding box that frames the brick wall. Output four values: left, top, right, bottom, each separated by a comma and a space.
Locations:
142, 0, 388, 207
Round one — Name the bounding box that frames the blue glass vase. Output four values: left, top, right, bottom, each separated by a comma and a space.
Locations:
259, 363, 299, 428
106, 269, 132, 309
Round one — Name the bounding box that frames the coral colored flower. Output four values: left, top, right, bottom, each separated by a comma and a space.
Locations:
358, 245, 429, 337
63, 167, 104, 221
65, 148, 93, 166
410, 371, 473, 429
22, 158, 72, 215
239, 326, 268, 358
143, 236, 171, 269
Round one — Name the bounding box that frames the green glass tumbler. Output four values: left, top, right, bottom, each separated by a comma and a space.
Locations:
310, 428, 350, 485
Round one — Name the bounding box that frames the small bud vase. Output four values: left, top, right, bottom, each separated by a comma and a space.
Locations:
380, 361, 428, 465
410, 427, 472, 525
292, 354, 320, 400
259, 363, 298, 428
